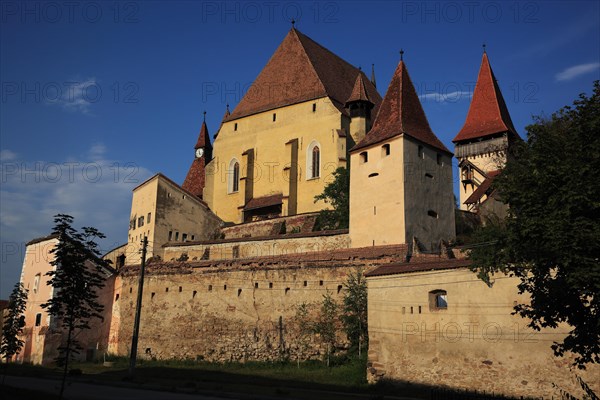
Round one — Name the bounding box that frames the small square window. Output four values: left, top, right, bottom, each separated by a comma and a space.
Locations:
429, 290, 448, 311
168, 231, 173, 241
182, 233, 188, 242
437, 154, 443, 166
175, 232, 179, 241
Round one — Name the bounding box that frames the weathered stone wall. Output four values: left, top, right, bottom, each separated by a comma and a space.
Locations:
221, 213, 319, 239
162, 230, 350, 262
366, 267, 600, 398
113, 245, 411, 362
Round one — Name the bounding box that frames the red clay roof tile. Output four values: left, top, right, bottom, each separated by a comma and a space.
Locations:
244, 193, 283, 211
226, 28, 381, 121
352, 60, 451, 154
365, 258, 471, 277
346, 72, 373, 105
464, 169, 501, 205
453, 53, 519, 143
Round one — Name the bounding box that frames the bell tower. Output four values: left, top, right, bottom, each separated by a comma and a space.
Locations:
182, 111, 213, 199
453, 48, 520, 212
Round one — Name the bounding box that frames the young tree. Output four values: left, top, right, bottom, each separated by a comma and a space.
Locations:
314, 167, 350, 230
469, 81, 600, 368
313, 291, 340, 366
341, 267, 368, 356
1, 283, 28, 364
41, 214, 110, 398
293, 302, 313, 368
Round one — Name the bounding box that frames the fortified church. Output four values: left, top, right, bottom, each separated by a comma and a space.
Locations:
16, 28, 599, 398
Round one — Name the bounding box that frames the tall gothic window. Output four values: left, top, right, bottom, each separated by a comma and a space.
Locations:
307, 140, 321, 179
228, 159, 240, 193
312, 146, 320, 178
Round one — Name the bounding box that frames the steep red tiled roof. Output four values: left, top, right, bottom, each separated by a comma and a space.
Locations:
453, 53, 518, 143
365, 258, 471, 277
182, 158, 206, 198
352, 60, 451, 154
244, 193, 283, 211
227, 28, 381, 121
182, 120, 212, 198
464, 169, 501, 205
194, 121, 211, 150
346, 71, 373, 105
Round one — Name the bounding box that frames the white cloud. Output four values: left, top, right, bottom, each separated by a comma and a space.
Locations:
555, 62, 600, 82
0, 145, 153, 297
419, 91, 473, 103
47, 78, 99, 115
0, 149, 18, 162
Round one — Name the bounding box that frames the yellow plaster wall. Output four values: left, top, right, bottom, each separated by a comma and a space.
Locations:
205, 97, 347, 223
367, 268, 600, 398
349, 136, 406, 248
127, 175, 222, 265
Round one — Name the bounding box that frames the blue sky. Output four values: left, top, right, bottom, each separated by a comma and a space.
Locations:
1, 0, 599, 297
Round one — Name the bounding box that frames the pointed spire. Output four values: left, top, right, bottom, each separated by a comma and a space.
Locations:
194, 115, 211, 150
452, 52, 518, 143
371, 64, 377, 88
346, 71, 373, 106
352, 58, 450, 153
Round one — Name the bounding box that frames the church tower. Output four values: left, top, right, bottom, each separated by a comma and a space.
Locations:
345, 70, 375, 144
349, 53, 455, 250
453, 50, 520, 212
182, 112, 213, 199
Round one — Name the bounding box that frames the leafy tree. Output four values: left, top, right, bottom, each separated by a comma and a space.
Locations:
1, 282, 28, 363
293, 302, 313, 368
313, 291, 340, 366
41, 214, 110, 398
341, 267, 368, 356
469, 81, 600, 367
314, 167, 349, 230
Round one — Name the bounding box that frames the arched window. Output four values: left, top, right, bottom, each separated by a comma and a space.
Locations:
307, 140, 321, 179
228, 159, 240, 193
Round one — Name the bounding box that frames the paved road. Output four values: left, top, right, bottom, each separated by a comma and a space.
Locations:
2, 375, 236, 400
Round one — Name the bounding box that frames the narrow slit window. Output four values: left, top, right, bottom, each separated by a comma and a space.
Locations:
35, 313, 42, 327
437, 153, 442, 165
272, 113, 276, 122
382, 144, 390, 156
360, 151, 368, 163
418, 145, 424, 159
168, 231, 173, 241
234, 123, 238, 131
312, 103, 316, 112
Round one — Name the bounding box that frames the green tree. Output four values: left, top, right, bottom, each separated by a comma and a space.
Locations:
1, 282, 28, 364
341, 267, 368, 356
469, 81, 600, 367
314, 167, 349, 230
294, 302, 313, 368
41, 214, 110, 398
313, 291, 340, 366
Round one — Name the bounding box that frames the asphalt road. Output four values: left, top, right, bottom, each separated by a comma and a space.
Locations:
1, 375, 238, 400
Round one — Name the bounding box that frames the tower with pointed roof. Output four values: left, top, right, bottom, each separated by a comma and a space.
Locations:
349, 55, 455, 250
453, 51, 520, 213
182, 113, 213, 199
204, 28, 381, 224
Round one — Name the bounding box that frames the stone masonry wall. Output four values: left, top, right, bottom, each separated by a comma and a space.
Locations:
162, 231, 350, 263
113, 245, 414, 362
